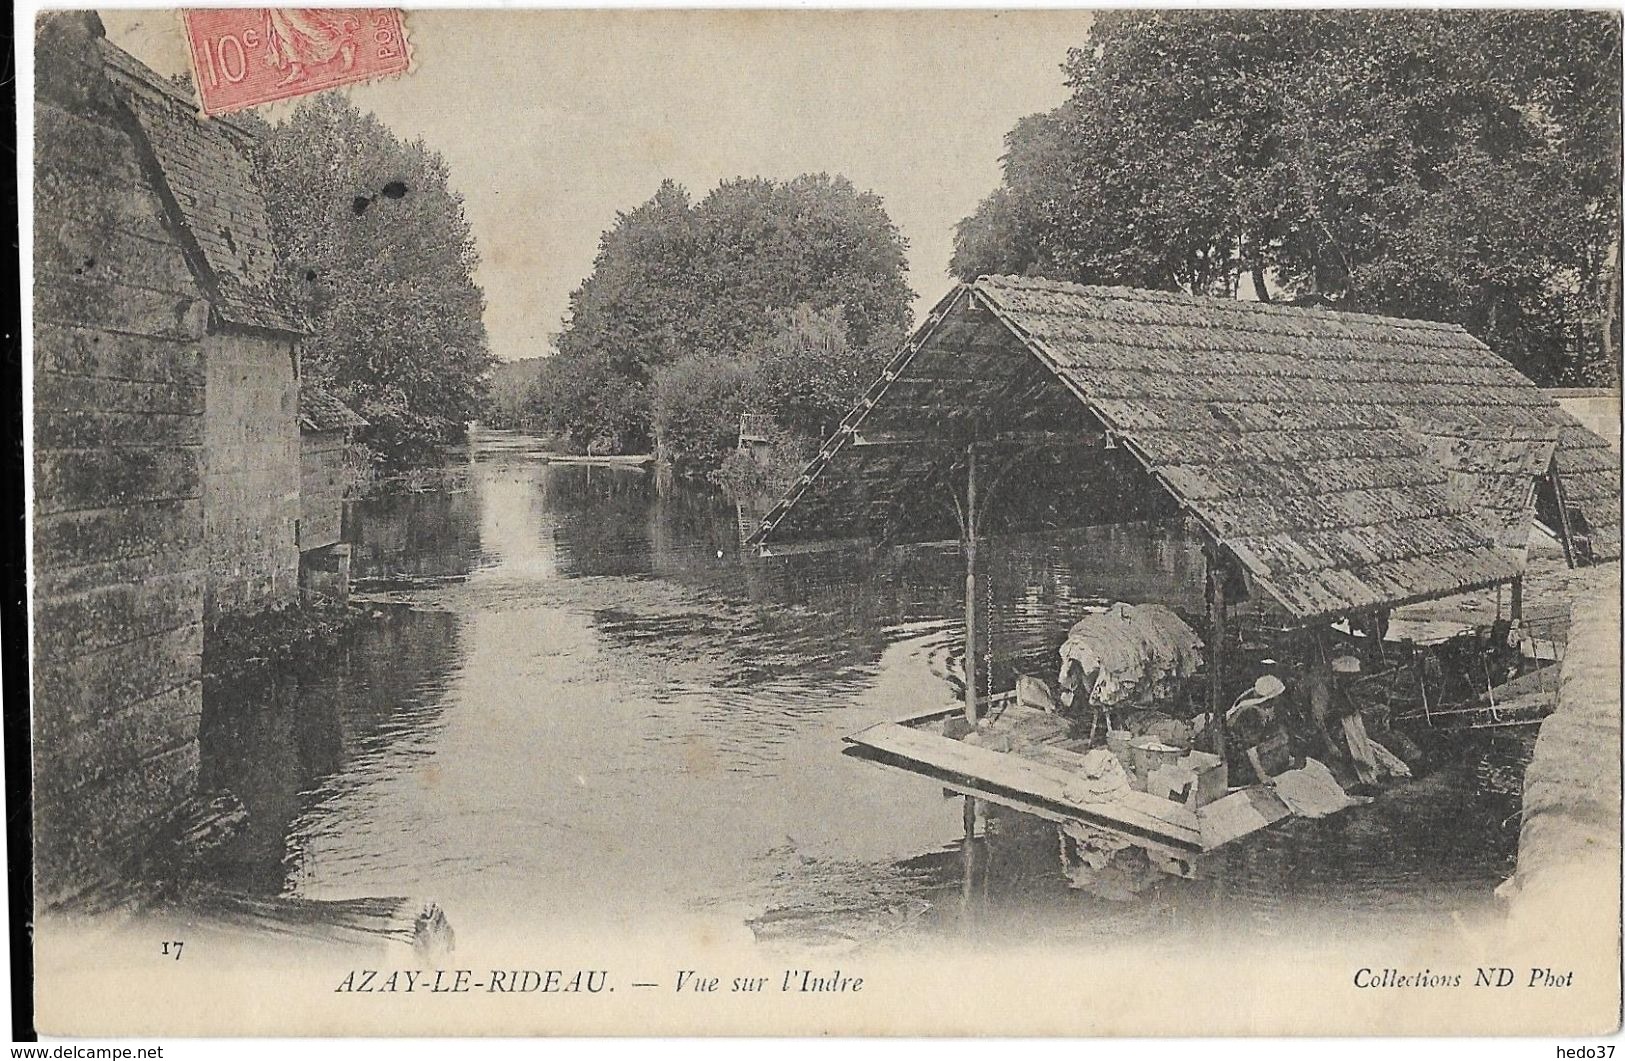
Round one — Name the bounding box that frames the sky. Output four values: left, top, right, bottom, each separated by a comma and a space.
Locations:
102, 9, 1085, 361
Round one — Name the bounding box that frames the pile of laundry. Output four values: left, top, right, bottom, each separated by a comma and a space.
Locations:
1057, 602, 1205, 709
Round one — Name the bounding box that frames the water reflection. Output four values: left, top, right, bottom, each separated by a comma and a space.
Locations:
198, 605, 462, 895
197, 428, 1530, 952
347, 475, 484, 584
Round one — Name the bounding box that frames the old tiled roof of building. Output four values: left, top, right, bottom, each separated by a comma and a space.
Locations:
299, 384, 369, 432
751, 276, 1621, 624
98, 40, 304, 335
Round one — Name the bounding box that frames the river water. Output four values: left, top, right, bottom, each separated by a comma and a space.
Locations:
198, 428, 1535, 955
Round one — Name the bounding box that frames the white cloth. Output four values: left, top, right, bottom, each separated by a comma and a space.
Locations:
1062, 749, 1133, 805
1269, 757, 1368, 818
1057, 602, 1205, 708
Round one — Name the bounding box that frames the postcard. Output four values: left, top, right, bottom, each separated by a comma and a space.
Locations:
24, 5, 1624, 1038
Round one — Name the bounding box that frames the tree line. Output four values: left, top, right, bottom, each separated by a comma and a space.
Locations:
954, 10, 1622, 385
244, 94, 495, 468
525, 175, 914, 480
516, 10, 1619, 485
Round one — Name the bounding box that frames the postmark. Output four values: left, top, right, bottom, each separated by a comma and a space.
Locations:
182, 8, 410, 115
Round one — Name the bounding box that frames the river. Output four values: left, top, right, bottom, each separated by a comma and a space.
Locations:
197, 428, 1536, 956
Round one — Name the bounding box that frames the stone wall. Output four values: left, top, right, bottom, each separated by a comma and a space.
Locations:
300, 429, 348, 553
1551, 388, 1621, 454
202, 331, 300, 618
31, 13, 207, 905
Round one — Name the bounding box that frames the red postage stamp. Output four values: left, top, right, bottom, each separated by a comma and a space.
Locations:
182, 9, 411, 116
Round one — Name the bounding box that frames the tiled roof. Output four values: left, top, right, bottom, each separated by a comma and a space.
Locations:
751, 277, 1620, 623
98, 41, 304, 335
299, 384, 368, 432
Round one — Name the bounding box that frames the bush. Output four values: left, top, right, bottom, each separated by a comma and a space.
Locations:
649, 352, 755, 478
716, 426, 814, 498
532, 349, 650, 454
749, 304, 900, 439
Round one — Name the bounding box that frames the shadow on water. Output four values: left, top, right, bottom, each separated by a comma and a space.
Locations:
196, 428, 1534, 950
346, 478, 485, 585
199, 606, 463, 896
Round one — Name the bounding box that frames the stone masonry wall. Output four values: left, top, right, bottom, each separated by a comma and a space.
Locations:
299, 429, 348, 553
202, 331, 300, 618
32, 13, 208, 906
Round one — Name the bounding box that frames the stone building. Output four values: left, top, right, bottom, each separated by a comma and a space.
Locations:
298, 384, 368, 602
97, 40, 307, 619
32, 13, 303, 904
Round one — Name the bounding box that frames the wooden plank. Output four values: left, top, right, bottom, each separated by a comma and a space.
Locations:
168, 888, 453, 959
844, 722, 1203, 851
31, 621, 202, 736
32, 570, 205, 659
755, 536, 876, 558
35, 740, 200, 893
34, 544, 205, 600
34, 408, 204, 449
1197, 786, 1292, 848
851, 748, 1195, 861
35, 219, 198, 296
33, 498, 203, 569
34, 103, 150, 184
34, 371, 205, 416
34, 682, 202, 799
891, 703, 968, 727
1341, 713, 1380, 786
35, 167, 171, 243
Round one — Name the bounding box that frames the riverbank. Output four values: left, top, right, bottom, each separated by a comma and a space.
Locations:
1503, 560, 1619, 1017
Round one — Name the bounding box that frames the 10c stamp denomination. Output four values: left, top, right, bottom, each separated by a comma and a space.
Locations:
182, 8, 410, 115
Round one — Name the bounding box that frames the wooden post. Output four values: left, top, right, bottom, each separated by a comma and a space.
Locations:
1551, 472, 1578, 569
963, 794, 977, 838
1341, 712, 1380, 787
963, 444, 980, 725
1510, 576, 1524, 623
1206, 551, 1228, 759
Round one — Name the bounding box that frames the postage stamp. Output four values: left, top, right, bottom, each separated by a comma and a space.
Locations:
182, 8, 410, 115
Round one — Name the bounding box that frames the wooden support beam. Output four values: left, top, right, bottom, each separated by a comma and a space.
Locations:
1307, 630, 1336, 754
1510, 576, 1523, 622
1206, 551, 1229, 759
1304, 628, 1374, 786
1341, 713, 1380, 787
1551, 471, 1579, 569
851, 430, 1102, 450
963, 443, 980, 725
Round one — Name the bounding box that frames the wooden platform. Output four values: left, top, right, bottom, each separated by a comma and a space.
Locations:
843, 714, 1295, 856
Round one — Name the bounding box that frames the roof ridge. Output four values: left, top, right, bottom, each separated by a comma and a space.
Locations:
974, 274, 1470, 335
96, 37, 261, 143
96, 37, 304, 336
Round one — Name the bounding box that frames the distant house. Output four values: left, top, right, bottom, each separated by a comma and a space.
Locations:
298, 385, 367, 602
737, 412, 777, 467
32, 13, 303, 903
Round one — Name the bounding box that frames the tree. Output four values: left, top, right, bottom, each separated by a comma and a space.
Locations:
953, 10, 1622, 383
649, 352, 756, 476
535, 173, 913, 454
482, 358, 543, 428
255, 94, 495, 465
533, 347, 648, 455
750, 303, 902, 440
